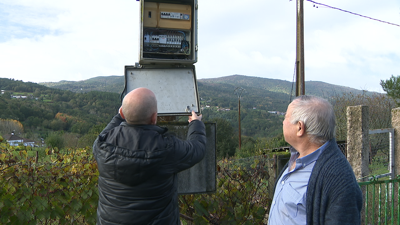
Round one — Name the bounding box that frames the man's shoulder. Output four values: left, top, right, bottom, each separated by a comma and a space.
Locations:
313, 141, 355, 179
99, 124, 172, 149
320, 140, 347, 161
319, 148, 351, 172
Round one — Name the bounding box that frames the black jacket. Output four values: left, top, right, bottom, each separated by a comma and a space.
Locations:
93, 114, 206, 224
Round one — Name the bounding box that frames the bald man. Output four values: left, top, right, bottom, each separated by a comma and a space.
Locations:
93, 87, 206, 225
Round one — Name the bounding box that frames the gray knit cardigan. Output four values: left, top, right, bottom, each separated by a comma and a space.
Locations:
275, 139, 363, 225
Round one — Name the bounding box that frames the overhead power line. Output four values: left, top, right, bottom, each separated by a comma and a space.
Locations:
306, 0, 400, 28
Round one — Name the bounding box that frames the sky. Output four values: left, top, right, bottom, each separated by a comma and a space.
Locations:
0, 0, 399, 93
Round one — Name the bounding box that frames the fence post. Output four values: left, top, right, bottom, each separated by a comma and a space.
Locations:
268, 154, 290, 205
268, 154, 277, 201
392, 107, 400, 177
347, 105, 370, 181
347, 105, 369, 224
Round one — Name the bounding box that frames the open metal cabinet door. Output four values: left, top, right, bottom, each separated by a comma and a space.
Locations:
123, 65, 200, 116
158, 122, 216, 194
123, 65, 216, 195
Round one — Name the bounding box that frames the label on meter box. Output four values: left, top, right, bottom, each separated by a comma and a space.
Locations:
160, 12, 190, 20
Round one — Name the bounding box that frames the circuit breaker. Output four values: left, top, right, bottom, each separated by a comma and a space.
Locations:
139, 0, 198, 65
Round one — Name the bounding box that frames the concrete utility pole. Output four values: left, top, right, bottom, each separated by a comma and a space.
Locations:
296, 0, 305, 96
234, 87, 245, 150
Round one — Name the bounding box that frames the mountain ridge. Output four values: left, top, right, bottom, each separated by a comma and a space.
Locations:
40, 74, 370, 98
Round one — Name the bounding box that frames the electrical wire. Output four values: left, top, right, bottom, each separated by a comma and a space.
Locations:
177, 31, 186, 40
290, 61, 296, 103
306, 0, 400, 28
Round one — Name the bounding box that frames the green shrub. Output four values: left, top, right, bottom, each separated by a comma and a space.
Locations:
179, 158, 271, 224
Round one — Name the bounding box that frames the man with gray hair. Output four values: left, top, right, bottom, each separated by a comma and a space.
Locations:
268, 95, 362, 224
93, 87, 206, 224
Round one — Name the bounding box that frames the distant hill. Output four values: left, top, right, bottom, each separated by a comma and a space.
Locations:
40, 74, 368, 97
199, 75, 366, 97
40, 76, 124, 94
40, 74, 372, 112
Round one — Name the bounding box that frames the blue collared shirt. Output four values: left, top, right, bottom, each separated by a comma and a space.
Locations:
268, 141, 330, 225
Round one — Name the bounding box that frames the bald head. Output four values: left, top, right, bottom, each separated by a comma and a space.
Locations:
121, 88, 158, 125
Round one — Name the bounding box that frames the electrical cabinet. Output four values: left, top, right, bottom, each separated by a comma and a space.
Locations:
128, 1, 214, 194
139, 0, 198, 65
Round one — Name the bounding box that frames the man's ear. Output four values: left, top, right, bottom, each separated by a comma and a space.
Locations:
150, 112, 157, 125
119, 107, 125, 119
297, 121, 305, 136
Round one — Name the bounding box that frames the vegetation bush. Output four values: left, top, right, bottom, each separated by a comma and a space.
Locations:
0, 143, 98, 224
179, 157, 271, 224
45, 132, 65, 149
0, 78, 120, 140
0, 142, 276, 225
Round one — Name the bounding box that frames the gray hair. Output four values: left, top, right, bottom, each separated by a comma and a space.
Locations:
290, 95, 336, 145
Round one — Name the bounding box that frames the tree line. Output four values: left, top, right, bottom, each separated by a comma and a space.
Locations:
1, 78, 288, 156
0, 78, 120, 146
2, 75, 399, 160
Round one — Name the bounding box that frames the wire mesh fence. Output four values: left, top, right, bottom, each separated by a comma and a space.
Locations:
337, 141, 347, 157
179, 155, 274, 224
0, 140, 353, 224
1, 146, 280, 225
368, 129, 393, 179
220, 154, 272, 171
0, 144, 98, 225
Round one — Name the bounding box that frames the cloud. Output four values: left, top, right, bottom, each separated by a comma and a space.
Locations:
0, 0, 398, 93
0, 0, 138, 82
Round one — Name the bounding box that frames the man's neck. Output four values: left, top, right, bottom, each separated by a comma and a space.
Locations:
295, 139, 324, 158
